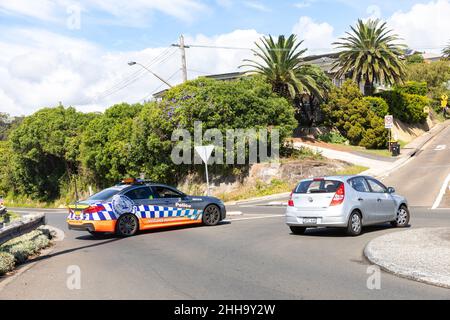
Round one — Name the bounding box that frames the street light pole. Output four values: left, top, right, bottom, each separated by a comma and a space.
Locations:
127, 61, 173, 88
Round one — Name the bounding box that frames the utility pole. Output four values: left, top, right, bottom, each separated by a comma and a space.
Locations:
172, 35, 189, 82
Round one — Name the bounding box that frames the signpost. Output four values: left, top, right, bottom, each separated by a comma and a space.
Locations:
194, 145, 214, 196
384, 115, 394, 151
442, 94, 448, 114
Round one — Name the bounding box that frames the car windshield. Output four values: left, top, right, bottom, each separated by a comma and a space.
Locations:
294, 180, 341, 194
86, 187, 125, 201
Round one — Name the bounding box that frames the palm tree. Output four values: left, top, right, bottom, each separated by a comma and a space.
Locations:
241, 34, 322, 101
443, 42, 450, 59
333, 19, 406, 96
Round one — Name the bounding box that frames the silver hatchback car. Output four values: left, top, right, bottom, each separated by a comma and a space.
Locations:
285, 175, 410, 236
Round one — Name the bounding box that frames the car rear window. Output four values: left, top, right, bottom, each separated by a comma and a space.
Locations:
87, 187, 124, 201
294, 180, 341, 194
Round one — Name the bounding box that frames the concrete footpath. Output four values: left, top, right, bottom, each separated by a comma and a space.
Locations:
364, 228, 450, 289
295, 120, 450, 179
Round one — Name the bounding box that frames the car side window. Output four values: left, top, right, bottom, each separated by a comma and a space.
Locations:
152, 186, 183, 199
124, 187, 154, 200
366, 179, 387, 193
349, 177, 370, 192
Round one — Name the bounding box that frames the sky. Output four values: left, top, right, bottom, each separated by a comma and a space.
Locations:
1, 0, 450, 116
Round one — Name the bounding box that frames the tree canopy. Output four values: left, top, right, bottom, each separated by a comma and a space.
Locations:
333, 19, 406, 96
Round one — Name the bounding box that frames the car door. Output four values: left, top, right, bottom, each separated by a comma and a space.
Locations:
348, 177, 378, 223
150, 185, 188, 219
123, 186, 167, 221
365, 178, 396, 222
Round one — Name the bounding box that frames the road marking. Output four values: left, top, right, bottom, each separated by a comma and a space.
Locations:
434, 145, 446, 151
226, 211, 243, 216
224, 214, 284, 222
431, 173, 450, 210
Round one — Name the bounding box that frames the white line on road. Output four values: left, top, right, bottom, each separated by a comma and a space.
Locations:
431, 173, 450, 210
434, 145, 446, 151
224, 214, 284, 222
226, 211, 243, 216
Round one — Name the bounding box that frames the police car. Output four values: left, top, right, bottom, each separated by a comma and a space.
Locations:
67, 178, 226, 237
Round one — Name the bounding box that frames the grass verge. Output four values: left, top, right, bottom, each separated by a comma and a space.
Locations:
217, 179, 295, 203
333, 165, 369, 175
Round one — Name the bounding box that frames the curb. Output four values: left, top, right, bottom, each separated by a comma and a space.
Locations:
364, 228, 450, 289
368, 121, 449, 179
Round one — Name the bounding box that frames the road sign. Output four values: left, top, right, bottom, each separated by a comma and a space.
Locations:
384, 115, 393, 129
194, 145, 215, 196
423, 106, 430, 114
441, 94, 448, 108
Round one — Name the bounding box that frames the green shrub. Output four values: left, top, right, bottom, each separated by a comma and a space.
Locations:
0, 252, 15, 275
395, 81, 428, 96
403, 94, 430, 123
363, 97, 389, 118
321, 81, 388, 149
7, 240, 37, 263
318, 131, 348, 144
0, 229, 51, 264
377, 90, 429, 124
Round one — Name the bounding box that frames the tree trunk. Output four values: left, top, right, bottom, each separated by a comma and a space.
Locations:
363, 80, 374, 96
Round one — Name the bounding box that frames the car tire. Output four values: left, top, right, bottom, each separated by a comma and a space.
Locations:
391, 205, 410, 228
202, 205, 221, 226
290, 226, 306, 235
116, 214, 139, 237
346, 211, 362, 236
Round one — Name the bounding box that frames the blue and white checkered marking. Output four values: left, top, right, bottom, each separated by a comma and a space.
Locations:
68, 203, 202, 221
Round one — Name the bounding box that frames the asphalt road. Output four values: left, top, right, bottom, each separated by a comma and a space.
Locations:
1, 126, 449, 299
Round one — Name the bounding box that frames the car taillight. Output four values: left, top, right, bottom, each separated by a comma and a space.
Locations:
288, 191, 294, 207
83, 205, 105, 214
330, 183, 345, 206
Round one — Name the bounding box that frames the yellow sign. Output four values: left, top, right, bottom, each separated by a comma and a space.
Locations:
442, 94, 448, 108
423, 106, 430, 114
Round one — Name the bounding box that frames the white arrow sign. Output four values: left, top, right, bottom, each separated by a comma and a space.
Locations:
194, 145, 215, 196
195, 145, 214, 163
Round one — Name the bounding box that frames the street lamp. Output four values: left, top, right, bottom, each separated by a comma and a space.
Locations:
128, 61, 173, 88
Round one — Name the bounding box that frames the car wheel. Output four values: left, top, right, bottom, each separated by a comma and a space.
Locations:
202, 205, 221, 226
346, 211, 362, 236
116, 214, 139, 237
391, 205, 410, 227
290, 226, 306, 235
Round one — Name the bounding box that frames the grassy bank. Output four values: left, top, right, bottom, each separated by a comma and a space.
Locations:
217, 164, 369, 202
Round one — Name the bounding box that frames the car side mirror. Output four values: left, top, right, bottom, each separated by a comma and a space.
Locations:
387, 187, 395, 194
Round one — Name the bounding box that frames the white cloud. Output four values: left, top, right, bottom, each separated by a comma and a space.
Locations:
0, 0, 208, 25
294, 0, 316, 9
243, 1, 271, 12
0, 0, 60, 22
0, 27, 262, 116
292, 16, 336, 54
185, 29, 262, 74
388, 0, 450, 53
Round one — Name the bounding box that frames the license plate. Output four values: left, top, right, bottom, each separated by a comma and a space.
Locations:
303, 218, 317, 224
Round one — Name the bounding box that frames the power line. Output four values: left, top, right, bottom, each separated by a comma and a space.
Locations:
95, 48, 176, 100
96, 47, 174, 97
95, 48, 178, 101
137, 69, 181, 103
